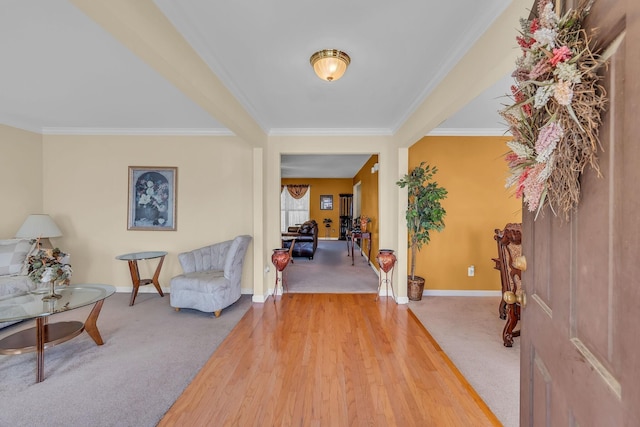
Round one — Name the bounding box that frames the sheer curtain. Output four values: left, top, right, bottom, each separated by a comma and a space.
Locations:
281, 185, 310, 232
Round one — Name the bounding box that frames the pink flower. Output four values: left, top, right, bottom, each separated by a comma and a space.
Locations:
529, 18, 539, 34
517, 35, 535, 50
505, 152, 526, 168
550, 46, 572, 66
529, 58, 551, 80
511, 85, 532, 117
505, 152, 519, 163
515, 168, 530, 199
523, 164, 546, 212
535, 122, 563, 162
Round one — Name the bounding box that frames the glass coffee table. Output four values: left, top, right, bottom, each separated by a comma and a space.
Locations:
0, 284, 115, 383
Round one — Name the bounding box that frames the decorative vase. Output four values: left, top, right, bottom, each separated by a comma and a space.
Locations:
360, 219, 368, 232
271, 248, 291, 272
407, 276, 425, 301
41, 281, 62, 301
376, 249, 397, 273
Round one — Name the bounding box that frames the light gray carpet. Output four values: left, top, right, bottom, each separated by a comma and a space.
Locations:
286, 239, 379, 293
409, 296, 520, 427
0, 292, 252, 427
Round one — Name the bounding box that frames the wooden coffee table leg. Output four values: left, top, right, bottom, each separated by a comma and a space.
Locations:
85, 299, 106, 346
36, 317, 45, 383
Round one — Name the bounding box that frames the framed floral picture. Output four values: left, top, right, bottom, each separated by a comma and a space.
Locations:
127, 166, 177, 231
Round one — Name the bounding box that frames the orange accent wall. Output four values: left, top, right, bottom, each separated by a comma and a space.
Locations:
281, 178, 353, 239
408, 136, 522, 291
353, 155, 380, 268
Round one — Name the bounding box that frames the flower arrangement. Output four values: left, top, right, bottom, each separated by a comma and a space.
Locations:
500, 0, 607, 219
359, 215, 372, 224
135, 173, 169, 225
27, 247, 72, 285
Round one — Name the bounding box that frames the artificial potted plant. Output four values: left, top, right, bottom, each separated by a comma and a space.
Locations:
396, 162, 448, 301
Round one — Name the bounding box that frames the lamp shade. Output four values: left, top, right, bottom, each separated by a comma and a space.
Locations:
310, 49, 351, 82
15, 214, 62, 239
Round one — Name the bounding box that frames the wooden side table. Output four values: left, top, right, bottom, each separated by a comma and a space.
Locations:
348, 232, 371, 266
116, 251, 167, 306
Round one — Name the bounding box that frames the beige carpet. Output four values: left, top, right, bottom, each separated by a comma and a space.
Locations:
409, 296, 520, 427
0, 293, 252, 427
285, 239, 378, 293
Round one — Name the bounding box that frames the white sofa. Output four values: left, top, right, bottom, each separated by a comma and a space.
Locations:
0, 238, 39, 328
170, 235, 252, 317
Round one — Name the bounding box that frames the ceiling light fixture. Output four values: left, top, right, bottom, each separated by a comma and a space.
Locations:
310, 49, 351, 82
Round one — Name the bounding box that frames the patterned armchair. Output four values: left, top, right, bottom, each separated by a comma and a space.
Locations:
492, 223, 522, 347
170, 235, 251, 317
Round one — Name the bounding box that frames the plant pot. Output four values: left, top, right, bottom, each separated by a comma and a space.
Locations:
407, 276, 425, 301
271, 248, 291, 272
376, 249, 397, 273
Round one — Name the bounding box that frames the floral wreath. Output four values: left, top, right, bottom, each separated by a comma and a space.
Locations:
500, 0, 607, 219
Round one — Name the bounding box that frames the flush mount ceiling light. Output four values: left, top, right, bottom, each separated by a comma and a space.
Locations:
310, 49, 351, 82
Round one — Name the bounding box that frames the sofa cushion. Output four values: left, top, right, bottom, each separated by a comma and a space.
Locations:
0, 239, 36, 276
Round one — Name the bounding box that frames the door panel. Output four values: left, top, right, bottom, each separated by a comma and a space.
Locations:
521, 0, 638, 425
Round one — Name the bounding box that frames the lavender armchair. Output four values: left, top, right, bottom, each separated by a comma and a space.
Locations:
170, 235, 251, 317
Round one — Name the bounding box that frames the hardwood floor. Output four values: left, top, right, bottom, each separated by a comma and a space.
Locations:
159, 294, 501, 426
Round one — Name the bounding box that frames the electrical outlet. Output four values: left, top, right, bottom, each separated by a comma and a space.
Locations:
467, 265, 475, 277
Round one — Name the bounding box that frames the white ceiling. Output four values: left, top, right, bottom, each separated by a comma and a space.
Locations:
1, 0, 514, 176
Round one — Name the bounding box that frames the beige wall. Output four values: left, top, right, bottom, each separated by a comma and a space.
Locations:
409, 135, 522, 291
0, 125, 43, 238
40, 134, 254, 293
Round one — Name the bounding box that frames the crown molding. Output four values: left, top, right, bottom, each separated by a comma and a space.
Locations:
428, 128, 509, 137
268, 128, 393, 137
41, 127, 235, 136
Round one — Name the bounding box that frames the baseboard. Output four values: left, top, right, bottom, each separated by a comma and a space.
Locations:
117, 289, 500, 300
422, 290, 502, 297
114, 286, 171, 294
252, 293, 269, 303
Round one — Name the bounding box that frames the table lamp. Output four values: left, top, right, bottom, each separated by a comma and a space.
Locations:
15, 214, 63, 248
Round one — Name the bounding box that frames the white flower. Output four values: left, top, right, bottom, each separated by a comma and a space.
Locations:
138, 194, 152, 205
554, 62, 581, 84
538, 154, 555, 182
507, 140, 534, 159
534, 82, 555, 109
553, 80, 574, 105
540, 2, 559, 29
41, 267, 55, 283
532, 28, 557, 49
505, 170, 523, 189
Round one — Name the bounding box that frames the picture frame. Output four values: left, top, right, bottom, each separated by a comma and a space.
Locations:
320, 195, 333, 210
127, 166, 177, 231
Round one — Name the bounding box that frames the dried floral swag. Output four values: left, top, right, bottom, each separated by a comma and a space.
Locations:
500, 0, 607, 219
